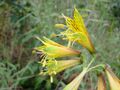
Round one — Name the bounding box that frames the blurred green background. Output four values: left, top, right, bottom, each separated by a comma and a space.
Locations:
0, 0, 120, 90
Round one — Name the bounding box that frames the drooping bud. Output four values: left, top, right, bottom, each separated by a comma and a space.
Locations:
63, 68, 88, 90
97, 73, 106, 90
105, 65, 120, 90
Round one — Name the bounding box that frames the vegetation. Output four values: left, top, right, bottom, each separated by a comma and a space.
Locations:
0, 0, 120, 90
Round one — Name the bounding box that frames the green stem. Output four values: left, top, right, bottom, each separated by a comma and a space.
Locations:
87, 64, 105, 73
86, 57, 95, 69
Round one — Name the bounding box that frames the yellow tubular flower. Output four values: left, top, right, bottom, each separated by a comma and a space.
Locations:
63, 7, 95, 53
33, 36, 80, 58
105, 65, 120, 90
97, 74, 106, 90
63, 68, 88, 90
40, 59, 82, 76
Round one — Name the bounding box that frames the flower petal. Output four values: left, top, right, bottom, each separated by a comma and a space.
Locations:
97, 74, 106, 90
33, 37, 80, 58
105, 65, 120, 90
40, 59, 82, 76
63, 68, 88, 90
73, 7, 85, 32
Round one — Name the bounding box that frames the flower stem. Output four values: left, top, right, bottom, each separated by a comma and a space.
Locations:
87, 56, 95, 69
87, 64, 105, 72
67, 40, 71, 47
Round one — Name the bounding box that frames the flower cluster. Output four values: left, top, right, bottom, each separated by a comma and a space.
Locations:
33, 7, 120, 90
33, 36, 81, 82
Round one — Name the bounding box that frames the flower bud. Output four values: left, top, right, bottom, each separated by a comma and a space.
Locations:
97, 74, 106, 90
105, 65, 120, 90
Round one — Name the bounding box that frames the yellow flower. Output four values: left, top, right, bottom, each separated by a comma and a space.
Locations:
62, 7, 95, 53
33, 36, 80, 58
105, 65, 120, 90
40, 59, 82, 76
97, 74, 106, 90
63, 67, 88, 90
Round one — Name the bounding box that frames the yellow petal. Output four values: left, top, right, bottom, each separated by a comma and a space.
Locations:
74, 8, 95, 53
55, 59, 82, 73
73, 7, 85, 32
97, 74, 106, 90
105, 65, 120, 90
34, 37, 80, 58
43, 45, 80, 58
64, 15, 79, 32
35, 36, 62, 47
63, 68, 88, 90
43, 37, 63, 47
41, 59, 82, 76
